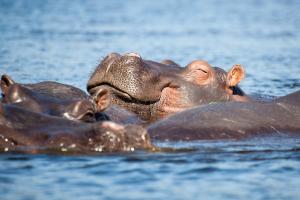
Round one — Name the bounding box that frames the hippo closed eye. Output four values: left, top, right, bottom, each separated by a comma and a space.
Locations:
181, 60, 248, 102
87, 53, 249, 121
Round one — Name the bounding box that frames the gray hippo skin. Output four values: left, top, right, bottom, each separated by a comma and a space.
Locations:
0, 103, 153, 153
148, 91, 300, 141
87, 53, 248, 121
1, 74, 142, 124
0, 74, 101, 122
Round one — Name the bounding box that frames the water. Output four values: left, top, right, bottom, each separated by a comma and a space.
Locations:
0, 0, 300, 199
1, 138, 300, 200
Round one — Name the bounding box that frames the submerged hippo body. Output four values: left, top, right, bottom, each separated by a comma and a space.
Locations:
87, 53, 248, 121
0, 103, 152, 153
148, 91, 300, 141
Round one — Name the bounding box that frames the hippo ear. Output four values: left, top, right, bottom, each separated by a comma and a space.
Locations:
226, 64, 245, 87
0, 74, 15, 95
94, 88, 111, 111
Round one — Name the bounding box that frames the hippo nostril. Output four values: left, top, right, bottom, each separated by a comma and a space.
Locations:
124, 52, 141, 58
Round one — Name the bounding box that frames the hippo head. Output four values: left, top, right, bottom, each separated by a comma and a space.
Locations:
181, 60, 247, 102
0, 74, 110, 122
87, 53, 247, 121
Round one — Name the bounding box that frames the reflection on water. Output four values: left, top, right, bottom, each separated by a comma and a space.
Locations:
0, 0, 300, 199
0, 137, 300, 200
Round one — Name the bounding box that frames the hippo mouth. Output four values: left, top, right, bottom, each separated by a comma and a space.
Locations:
88, 83, 162, 121
88, 83, 159, 105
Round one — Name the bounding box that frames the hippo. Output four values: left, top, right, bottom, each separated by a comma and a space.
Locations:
147, 91, 300, 141
0, 103, 153, 153
0, 74, 102, 122
87, 53, 249, 121
1, 74, 144, 124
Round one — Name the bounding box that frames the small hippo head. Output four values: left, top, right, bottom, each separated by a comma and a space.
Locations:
1, 74, 110, 122
87, 53, 248, 121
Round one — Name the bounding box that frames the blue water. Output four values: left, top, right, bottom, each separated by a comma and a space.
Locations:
0, 0, 300, 199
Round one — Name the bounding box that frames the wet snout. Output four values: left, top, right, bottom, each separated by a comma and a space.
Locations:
88, 52, 170, 102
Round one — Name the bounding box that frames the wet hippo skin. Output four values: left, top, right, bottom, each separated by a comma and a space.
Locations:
147, 91, 300, 141
104, 105, 143, 125
1, 74, 144, 124
0, 74, 110, 122
87, 53, 248, 121
0, 103, 153, 153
